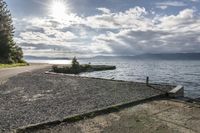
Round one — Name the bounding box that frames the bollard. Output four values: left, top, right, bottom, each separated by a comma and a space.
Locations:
146, 76, 149, 86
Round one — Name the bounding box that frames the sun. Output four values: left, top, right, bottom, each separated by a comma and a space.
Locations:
50, 0, 67, 19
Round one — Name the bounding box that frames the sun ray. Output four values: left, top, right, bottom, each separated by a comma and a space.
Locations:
49, 0, 68, 19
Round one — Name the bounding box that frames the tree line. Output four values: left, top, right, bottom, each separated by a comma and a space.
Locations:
0, 0, 24, 63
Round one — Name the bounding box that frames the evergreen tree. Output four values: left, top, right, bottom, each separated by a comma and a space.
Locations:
0, 0, 23, 63
71, 57, 80, 74
72, 57, 79, 68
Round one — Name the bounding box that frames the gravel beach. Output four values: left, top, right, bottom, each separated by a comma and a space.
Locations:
0, 67, 173, 132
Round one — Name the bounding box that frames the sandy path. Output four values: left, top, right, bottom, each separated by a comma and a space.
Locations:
0, 64, 51, 82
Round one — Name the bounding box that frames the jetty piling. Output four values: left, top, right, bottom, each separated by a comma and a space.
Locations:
146, 76, 149, 86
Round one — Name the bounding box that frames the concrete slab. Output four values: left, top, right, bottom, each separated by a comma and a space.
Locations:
168, 85, 184, 98
25, 100, 200, 133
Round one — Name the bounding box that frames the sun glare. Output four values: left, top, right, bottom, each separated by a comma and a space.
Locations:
50, 0, 67, 19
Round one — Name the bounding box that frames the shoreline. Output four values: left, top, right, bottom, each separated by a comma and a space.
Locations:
0, 67, 173, 132
0, 65, 199, 133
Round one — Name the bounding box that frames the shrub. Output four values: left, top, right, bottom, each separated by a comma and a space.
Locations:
51, 57, 116, 74
71, 57, 81, 74
52, 65, 58, 72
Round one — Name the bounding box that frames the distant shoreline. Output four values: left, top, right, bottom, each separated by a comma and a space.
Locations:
24, 53, 200, 61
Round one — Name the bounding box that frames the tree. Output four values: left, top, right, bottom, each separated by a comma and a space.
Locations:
0, 0, 24, 63
71, 57, 80, 74
72, 57, 79, 67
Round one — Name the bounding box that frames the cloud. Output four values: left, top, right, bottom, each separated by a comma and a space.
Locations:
91, 8, 200, 55
156, 1, 186, 9
86, 7, 150, 29
158, 9, 195, 29
16, 29, 77, 45
13, 6, 200, 57
190, 0, 199, 2
97, 8, 111, 14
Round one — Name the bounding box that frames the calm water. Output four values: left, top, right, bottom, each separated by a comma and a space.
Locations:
28, 58, 200, 98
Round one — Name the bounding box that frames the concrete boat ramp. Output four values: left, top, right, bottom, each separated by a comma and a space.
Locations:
0, 67, 198, 133
22, 99, 200, 133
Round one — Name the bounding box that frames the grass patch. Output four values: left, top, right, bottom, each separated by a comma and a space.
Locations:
0, 63, 29, 69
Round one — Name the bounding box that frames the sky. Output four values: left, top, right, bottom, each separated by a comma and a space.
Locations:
4, 0, 200, 57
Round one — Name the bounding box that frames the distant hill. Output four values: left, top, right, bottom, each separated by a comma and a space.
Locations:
132, 53, 200, 60
25, 53, 200, 60
24, 56, 70, 60
94, 53, 200, 60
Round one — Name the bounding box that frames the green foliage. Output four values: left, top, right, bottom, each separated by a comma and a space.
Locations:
52, 58, 91, 74
0, 0, 24, 64
51, 61, 116, 75
0, 63, 28, 69
52, 65, 58, 72
51, 57, 116, 74
71, 57, 80, 74
83, 64, 92, 70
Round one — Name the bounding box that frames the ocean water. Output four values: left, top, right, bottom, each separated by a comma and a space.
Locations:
28, 58, 200, 98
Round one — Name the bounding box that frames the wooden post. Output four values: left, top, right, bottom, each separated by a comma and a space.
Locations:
146, 76, 149, 86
